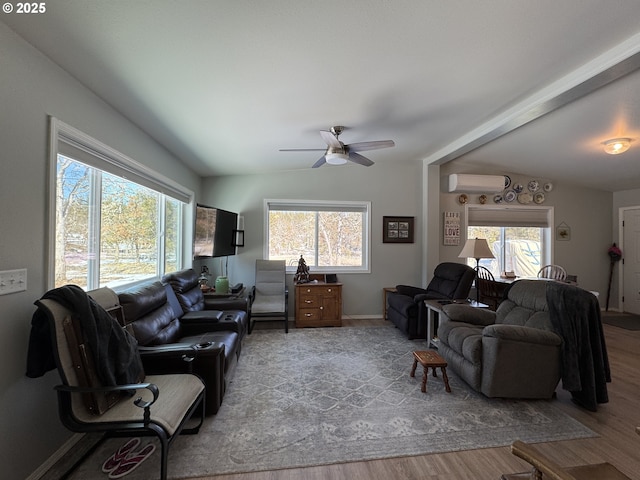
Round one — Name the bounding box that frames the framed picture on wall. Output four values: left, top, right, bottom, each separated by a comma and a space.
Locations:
383, 216, 414, 243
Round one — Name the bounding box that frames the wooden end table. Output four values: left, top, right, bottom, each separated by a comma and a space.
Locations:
410, 350, 451, 393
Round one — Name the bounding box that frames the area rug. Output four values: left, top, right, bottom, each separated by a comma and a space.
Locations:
70, 326, 596, 479
601, 312, 640, 330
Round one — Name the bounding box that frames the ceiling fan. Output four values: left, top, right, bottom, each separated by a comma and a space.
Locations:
280, 126, 395, 168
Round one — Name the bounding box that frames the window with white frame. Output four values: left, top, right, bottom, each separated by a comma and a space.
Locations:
265, 199, 370, 272
50, 118, 191, 290
465, 205, 553, 278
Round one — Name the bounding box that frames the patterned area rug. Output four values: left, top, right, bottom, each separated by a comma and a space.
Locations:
71, 326, 596, 479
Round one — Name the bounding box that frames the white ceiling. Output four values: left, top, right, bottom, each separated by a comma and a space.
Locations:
3, 0, 640, 191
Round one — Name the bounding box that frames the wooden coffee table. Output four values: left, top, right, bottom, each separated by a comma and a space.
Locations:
410, 350, 451, 393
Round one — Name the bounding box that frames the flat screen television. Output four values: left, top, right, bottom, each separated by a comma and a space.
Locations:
193, 204, 239, 258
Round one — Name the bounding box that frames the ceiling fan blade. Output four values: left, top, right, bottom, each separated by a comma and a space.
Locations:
279, 148, 326, 152
348, 152, 374, 167
347, 140, 395, 152
320, 130, 343, 149
312, 156, 327, 168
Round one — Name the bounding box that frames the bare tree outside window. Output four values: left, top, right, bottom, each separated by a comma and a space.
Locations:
55, 155, 182, 289
267, 202, 369, 271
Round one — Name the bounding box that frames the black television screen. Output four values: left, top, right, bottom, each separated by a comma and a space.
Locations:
194, 204, 238, 258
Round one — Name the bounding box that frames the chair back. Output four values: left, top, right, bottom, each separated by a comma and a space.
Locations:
538, 264, 567, 281
253, 260, 286, 314
426, 262, 475, 300
35, 295, 143, 418
476, 266, 503, 310
162, 268, 205, 312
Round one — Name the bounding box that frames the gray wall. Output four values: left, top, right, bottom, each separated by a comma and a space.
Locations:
438, 162, 613, 302
199, 160, 424, 317
0, 23, 201, 480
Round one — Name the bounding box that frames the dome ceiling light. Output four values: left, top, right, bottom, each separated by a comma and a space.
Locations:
603, 138, 631, 155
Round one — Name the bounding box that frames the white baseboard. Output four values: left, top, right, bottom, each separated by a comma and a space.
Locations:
26, 433, 85, 480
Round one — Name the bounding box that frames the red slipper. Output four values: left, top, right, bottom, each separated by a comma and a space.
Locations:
101, 438, 141, 473
108, 443, 156, 479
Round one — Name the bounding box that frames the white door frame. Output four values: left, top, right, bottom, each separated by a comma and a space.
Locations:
618, 206, 640, 312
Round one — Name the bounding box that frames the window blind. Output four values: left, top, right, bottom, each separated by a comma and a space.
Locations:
53, 118, 192, 204
467, 205, 552, 227
267, 200, 368, 213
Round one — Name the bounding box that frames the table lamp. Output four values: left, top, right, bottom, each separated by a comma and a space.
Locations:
458, 238, 495, 303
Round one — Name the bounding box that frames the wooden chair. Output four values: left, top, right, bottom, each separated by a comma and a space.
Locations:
501, 440, 631, 480
476, 266, 504, 310
34, 288, 206, 480
537, 264, 567, 281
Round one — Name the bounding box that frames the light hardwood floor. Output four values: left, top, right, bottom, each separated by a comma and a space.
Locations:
191, 318, 640, 480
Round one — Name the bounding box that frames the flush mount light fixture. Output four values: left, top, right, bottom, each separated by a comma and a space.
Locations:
603, 138, 631, 155
325, 152, 349, 165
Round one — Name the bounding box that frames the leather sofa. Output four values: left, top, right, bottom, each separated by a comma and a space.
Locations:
387, 262, 475, 339
162, 268, 250, 350
437, 279, 562, 399
118, 280, 247, 415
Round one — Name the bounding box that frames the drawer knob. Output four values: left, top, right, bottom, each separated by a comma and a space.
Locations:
306, 289, 311, 293
320, 306, 323, 310
305, 300, 312, 304
305, 313, 312, 317
328, 288, 332, 292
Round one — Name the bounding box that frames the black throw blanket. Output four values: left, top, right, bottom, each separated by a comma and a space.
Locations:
546, 282, 610, 411
26, 285, 144, 386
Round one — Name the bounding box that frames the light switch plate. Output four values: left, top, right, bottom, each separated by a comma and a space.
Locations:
0, 269, 27, 295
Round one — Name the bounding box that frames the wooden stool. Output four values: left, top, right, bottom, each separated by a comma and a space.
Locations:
410, 350, 451, 393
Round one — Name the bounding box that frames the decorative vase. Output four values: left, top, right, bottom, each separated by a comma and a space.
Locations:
215, 276, 230, 294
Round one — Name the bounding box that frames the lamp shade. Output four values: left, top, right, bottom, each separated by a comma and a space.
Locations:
458, 238, 494, 260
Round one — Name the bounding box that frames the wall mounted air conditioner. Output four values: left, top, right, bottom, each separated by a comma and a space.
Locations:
448, 174, 505, 193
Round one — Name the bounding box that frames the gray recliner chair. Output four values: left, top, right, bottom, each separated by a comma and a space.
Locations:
387, 262, 475, 339
437, 280, 562, 399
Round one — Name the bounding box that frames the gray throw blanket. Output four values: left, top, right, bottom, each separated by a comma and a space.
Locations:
546, 282, 610, 411
27, 285, 144, 386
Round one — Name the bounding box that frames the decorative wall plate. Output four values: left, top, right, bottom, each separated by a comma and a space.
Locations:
534, 192, 545, 204
528, 180, 540, 192
493, 194, 503, 204
504, 175, 511, 189
479, 194, 487, 204
513, 183, 524, 193
504, 190, 516, 202
517, 192, 533, 204
458, 194, 468, 204
543, 182, 554, 192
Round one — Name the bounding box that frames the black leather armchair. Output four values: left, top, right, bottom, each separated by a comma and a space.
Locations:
387, 262, 475, 339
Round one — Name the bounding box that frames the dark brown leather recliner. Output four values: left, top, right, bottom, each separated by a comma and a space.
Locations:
162, 269, 249, 345
387, 262, 475, 339
118, 280, 239, 415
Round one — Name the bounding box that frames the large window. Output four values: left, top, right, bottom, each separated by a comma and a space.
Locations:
265, 200, 370, 272
50, 118, 191, 290
465, 205, 553, 278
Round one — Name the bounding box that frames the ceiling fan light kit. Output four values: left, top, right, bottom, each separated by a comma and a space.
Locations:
325, 152, 349, 165
603, 138, 631, 155
280, 125, 395, 168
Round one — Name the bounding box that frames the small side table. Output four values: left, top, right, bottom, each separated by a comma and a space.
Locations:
424, 299, 488, 348
410, 350, 451, 393
382, 287, 397, 320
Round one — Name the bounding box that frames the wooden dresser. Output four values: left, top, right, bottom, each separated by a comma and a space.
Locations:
295, 278, 342, 328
